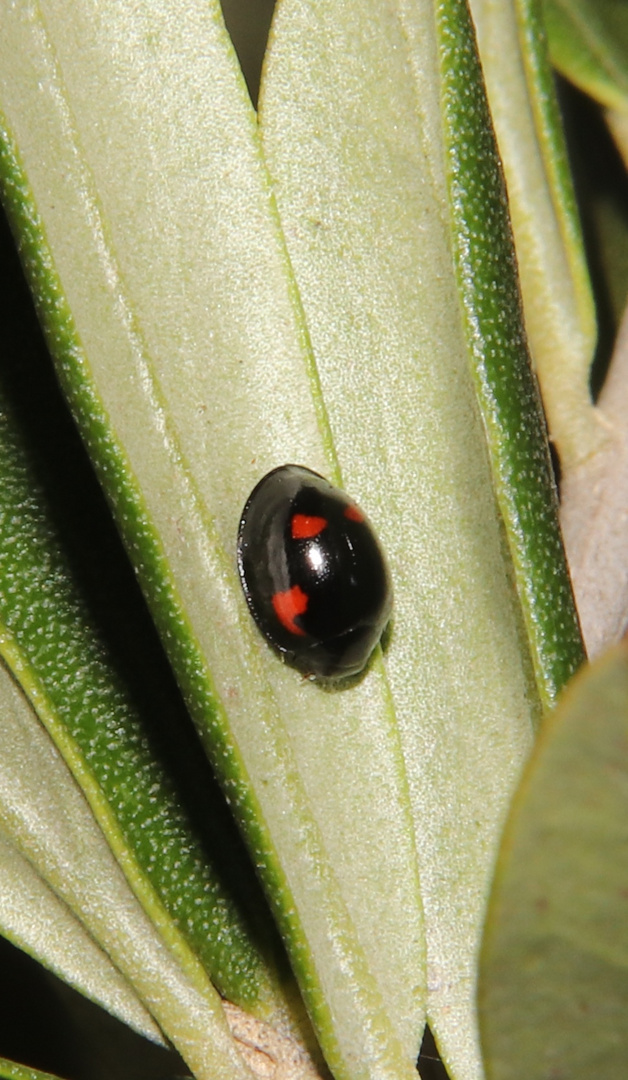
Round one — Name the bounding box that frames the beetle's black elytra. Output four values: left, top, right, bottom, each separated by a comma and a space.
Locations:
237, 465, 392, 678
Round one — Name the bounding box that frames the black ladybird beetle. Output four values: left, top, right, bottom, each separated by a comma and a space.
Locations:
237, 464, 392, 679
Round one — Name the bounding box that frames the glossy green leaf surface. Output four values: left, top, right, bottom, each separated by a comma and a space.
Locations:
0, 4, 424, 1078
544, 0, 628, 112
470, 0, 599, 467
260, 0, 583, 1076
480, 645, 628, 1078
0, 658, 253, 1080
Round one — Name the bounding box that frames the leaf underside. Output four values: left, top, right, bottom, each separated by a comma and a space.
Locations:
0, 1, 584, 1079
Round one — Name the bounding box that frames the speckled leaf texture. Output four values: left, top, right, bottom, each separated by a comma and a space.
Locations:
260, 0, 582, 1076
0, 1059, 67, 1080
469, 0, 599, 468
0, 660, 253, 1080
0, 190, 314, 1073
0, 1, 583, 1079
0, 238, 295, 1022
480, 645, 628, 1079
0, 4, 424, 1079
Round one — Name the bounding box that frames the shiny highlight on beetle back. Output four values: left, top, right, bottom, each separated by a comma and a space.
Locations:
237, 465, 392, 679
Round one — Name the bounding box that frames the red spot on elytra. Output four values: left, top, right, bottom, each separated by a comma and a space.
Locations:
344, 504, 363, 522
291, 514, 328, 539
272, 585, 308, 636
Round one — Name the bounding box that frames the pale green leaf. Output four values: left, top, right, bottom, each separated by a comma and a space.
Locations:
470, 0, 600, 467
0, 213, 302, 1030
0, 4, 424, 1078
0, 0, 586, 1077
0, 657, 253, 1080
0, 1058, 67, 1080
0, 819, 163, 1046
260, 0, 582, 1078
544, 0, 628, 181
479, 645, 628, 1078
544, 0, 628, 113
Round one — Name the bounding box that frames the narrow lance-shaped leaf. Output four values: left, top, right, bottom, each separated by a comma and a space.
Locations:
0, 203, 299, 1033
543, 0, 628, 114
535, 0, 628, 657
0, 657, 254, 1080
260, 0, 583, 1078
436, 0, 584, 707
0, 1058, 69, 1080
0, 3, 425, 1079
0, 829, 163, 1046
469, 0, 599, 467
